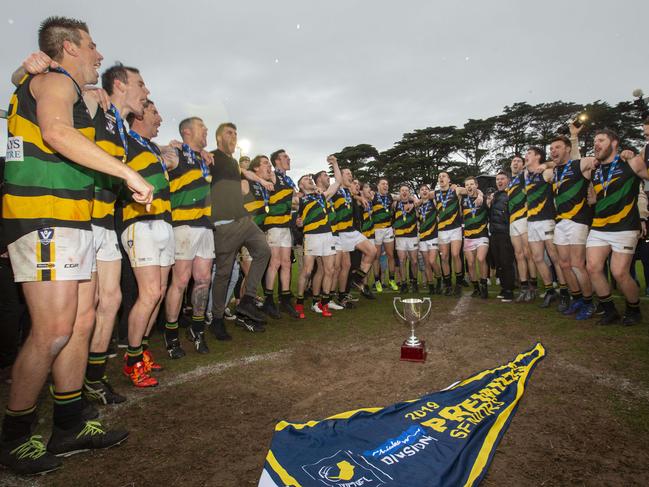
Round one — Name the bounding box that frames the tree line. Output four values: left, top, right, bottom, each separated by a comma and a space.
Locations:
333, 98, 648, 189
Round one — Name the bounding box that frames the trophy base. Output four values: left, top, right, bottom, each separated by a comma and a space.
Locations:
400, 340, 426, 362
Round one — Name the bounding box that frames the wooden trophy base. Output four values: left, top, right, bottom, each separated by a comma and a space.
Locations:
400, 340, 426, 362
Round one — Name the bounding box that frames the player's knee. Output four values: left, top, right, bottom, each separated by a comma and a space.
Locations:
49, 335, 71, 356
585, 259, 599, 276
610, 266, 628, 283
102, 287, 122, 313
173, 272, 192, 290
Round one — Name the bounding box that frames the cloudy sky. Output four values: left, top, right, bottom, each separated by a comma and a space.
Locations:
1, 0, 648, 176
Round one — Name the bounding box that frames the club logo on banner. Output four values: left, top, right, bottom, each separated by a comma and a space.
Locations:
259, 343, 545, 487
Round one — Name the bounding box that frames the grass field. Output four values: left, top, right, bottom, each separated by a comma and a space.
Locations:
1, 283, 648, 486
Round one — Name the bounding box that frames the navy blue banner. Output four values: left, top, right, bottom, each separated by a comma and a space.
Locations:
259, 343, 545, 487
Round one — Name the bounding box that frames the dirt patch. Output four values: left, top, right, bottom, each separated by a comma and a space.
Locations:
2, 296, 649, 487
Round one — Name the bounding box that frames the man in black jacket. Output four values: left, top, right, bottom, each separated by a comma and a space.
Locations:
487, 171, 516, 302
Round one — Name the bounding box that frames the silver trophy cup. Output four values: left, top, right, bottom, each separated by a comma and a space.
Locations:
393, 297, 432, 349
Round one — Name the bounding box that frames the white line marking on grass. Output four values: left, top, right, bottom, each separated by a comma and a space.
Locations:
104, 350, 290, 420
450, 296, 470, 318
554, 357, 649, 402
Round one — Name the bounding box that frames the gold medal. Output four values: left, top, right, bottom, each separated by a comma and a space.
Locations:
265, 205, 269, 213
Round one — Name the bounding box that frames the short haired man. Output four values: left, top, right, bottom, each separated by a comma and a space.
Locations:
523, 147, 572, 311
549, 128, 596, 317
332, 168, 377, 302
263, 149, 299, 318
371, 178, 399, 292
586, 129, 648, 325
417, 184, 442, 294
487, 172, 516, 302
462, 177, 490, 298
121, 100, 175, 381
435, 172, 465, 296
162, 117, 215, 356
210, 123, 270, 336
0, 16, 151, 474
393, 185, 419, 293
507, 155, 537, 302
295, 157, 343, 317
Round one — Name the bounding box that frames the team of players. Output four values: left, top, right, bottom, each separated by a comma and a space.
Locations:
1, 15, 648, 477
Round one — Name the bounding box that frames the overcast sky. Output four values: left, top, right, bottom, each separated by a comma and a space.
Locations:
2, 0, 648, 176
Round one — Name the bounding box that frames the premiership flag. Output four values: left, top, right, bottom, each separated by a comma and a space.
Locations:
259, 343, 545, 487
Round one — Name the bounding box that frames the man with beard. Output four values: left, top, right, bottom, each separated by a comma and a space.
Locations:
0, 17, 151, 474
586, 129, 648, 325
417, 184, 442, 294
210, 123, 270, 338
549, 132, 596, 317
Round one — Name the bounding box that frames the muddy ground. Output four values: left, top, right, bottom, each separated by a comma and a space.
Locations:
1, 295, 648, 486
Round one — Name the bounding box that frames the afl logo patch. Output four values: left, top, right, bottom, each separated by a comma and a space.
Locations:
38, 228, 54, 245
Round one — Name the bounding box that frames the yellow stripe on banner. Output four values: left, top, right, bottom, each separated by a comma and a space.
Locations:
463, 344, 546, 487
172, 206, 210, 222
509, 206, 527, 223
592, 201, 634, 228
169, 169, 202, 193
266, 450, 302, 487
464, 223, 487, 238
557, 199, 584, 220
275, 407, 384, 432
3, 194, 91, 221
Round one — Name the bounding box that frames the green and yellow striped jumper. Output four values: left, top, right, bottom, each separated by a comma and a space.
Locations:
2, 73, 95, 245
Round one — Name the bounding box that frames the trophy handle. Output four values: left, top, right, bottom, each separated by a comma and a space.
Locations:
421, 297, 432, 321
393, 297, 406, 322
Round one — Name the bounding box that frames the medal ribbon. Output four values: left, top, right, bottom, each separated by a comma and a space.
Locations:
129, 129, 167, 175
596, 155, 620, 197
182, 143, 210, 179
110, 104, 128, 162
